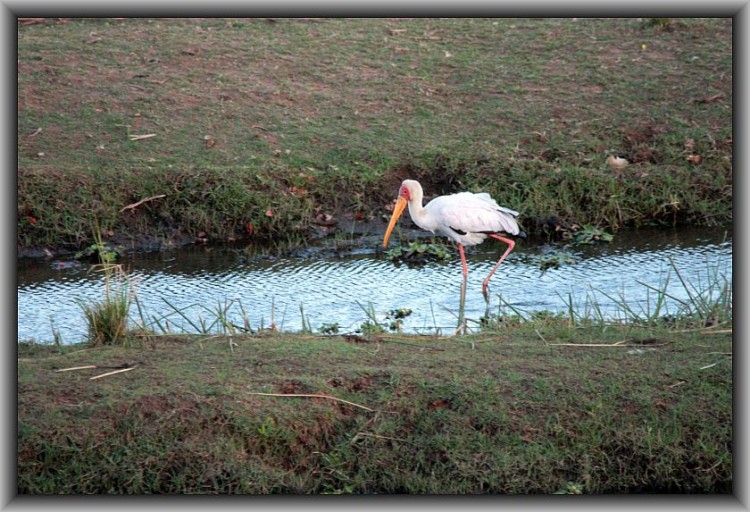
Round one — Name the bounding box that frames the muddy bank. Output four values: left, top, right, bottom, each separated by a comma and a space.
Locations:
17, 207, 387, 260
14, 185, 640, 262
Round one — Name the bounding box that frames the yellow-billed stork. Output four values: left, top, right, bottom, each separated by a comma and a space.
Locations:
383, 179, 523, 299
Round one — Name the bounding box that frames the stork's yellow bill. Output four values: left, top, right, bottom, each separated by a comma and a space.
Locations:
383, 196, 408, 247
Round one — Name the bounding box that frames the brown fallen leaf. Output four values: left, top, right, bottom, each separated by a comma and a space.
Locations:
687, 154, 702, 165
429, 400, 449, 409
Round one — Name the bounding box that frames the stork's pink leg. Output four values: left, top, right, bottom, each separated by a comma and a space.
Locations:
457, 243, 469, 277
482, 234, 516, 299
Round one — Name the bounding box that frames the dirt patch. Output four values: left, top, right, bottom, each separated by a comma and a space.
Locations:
621, 122, 669, 163
276, 379, 314, 394
327, 372, 392, 393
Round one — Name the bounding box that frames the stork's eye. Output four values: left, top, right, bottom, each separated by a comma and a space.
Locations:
400, 186, 410, 200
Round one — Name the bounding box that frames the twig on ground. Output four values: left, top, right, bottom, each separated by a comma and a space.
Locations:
129, 133, 157, 141
549, 341, 670, 347
351, 432, 413, 445
90, 367, 136, 380
674, 322, 731, 333
534, 329, 549, 345
700, 329, 732, 335
248, 391, 379, 412
698, 460, 725, 473
54, 365, 97, 373
120, 194, 166, 213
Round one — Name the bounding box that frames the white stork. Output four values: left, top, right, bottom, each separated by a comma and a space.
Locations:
382, 179, 523, 299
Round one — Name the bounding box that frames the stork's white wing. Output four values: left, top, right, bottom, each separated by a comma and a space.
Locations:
425, 192, 520, 236
473, 192, 520, 217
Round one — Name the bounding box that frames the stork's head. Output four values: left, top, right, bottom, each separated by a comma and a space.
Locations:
382, 180, 416, 248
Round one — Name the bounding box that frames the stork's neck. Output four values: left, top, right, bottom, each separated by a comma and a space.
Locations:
404, 182, 429, 227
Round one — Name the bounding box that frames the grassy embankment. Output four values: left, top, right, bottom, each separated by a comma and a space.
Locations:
18, 322, 732, 494
17, 18, 732, 256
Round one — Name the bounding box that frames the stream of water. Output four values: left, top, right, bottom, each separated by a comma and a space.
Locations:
17, 226, 732, 344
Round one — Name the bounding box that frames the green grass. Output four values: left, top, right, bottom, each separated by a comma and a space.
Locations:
17, 18, 732, 254
17, 323, 732, 494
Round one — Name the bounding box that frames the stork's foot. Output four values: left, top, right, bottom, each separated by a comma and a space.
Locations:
481, 281, 491, 302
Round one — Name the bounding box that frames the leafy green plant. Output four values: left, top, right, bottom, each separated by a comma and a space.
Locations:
358, 321, 385, 336
319, 322, 340, 335
355, 302, 414, 334
567, 225, 614, 245
74, 221, 122, 263
75, 241, 121, 263
385, 241, 452, 266
385, 308, 413, 332
530, 250, 578, 271
555, 481, 584, 494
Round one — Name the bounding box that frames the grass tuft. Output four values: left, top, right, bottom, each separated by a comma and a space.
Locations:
76, 263, 132, 347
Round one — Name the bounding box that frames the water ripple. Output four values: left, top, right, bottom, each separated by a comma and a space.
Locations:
18, 227, 732, 343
